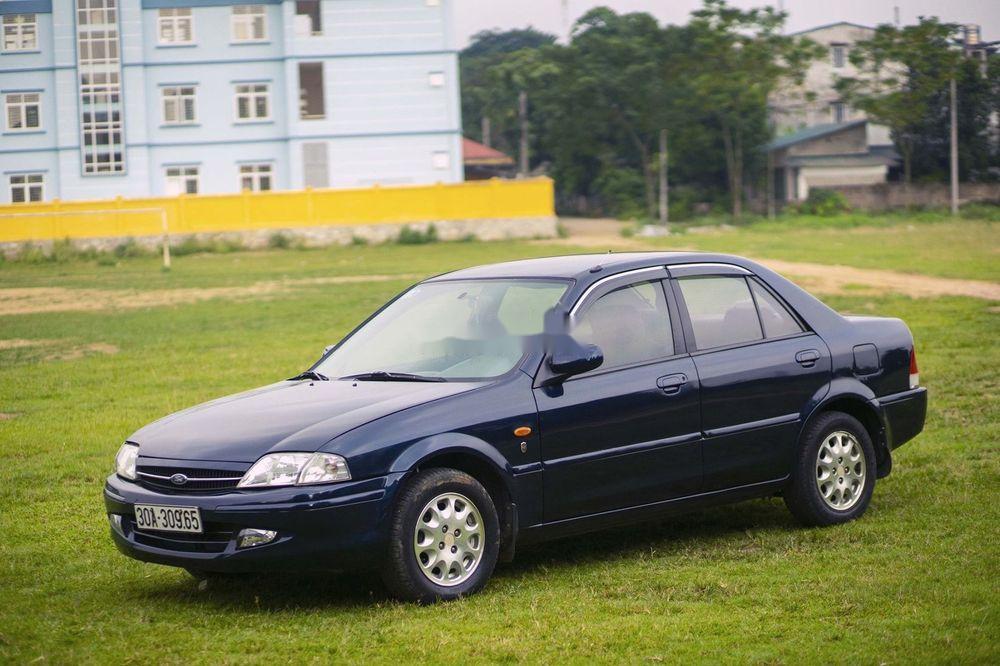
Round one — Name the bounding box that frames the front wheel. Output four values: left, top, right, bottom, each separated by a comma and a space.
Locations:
381, 468, 500, 603
784, 411, 877, 527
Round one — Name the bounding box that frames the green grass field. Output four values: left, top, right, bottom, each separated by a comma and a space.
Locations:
0, 217, 997, 663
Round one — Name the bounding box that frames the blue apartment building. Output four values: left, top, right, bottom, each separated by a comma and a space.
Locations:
0, 0, 462, 203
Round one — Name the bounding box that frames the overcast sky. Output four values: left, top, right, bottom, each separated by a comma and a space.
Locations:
453, 0, 1000, 47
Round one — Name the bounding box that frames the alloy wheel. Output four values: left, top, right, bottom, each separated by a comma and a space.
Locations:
816, 430, 866, 511
412, 492, 485, 587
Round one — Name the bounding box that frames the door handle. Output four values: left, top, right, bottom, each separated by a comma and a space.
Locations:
656, 373, 688, 395
795, 349, 821, 367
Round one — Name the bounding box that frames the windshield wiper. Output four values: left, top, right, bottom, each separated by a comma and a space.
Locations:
289, 370, 330, 381
344, 371, 446, 383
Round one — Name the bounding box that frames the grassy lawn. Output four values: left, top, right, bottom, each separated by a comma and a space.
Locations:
647, 213, 999, 282
1, 223, 997, 663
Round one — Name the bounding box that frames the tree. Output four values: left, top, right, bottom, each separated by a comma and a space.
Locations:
681, 0, 822, 218
460, 28, 557, 149
835, 18, 963, 184
907, 56, 999, 182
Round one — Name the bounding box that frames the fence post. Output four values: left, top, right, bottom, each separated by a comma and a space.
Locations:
160, 209, 171, 269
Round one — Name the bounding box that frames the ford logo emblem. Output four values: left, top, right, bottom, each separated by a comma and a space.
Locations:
170, 473, 189, 486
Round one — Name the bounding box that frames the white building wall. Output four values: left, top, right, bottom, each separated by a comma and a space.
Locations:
0, 0, 462, 203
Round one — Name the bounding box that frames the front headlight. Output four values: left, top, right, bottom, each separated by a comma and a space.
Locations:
238, 452, 351, 488
115, 443, 139, 480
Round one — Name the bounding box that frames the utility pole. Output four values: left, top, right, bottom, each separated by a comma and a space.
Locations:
949, 77, 959, 216
766, 148, 775, 219
481, 116, 491, 148
658, 129, 669, 230
518, 91, 529, 177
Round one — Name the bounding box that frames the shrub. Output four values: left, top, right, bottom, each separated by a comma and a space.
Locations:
113, 238, 148, 258
795, 189, 851, 216
350, 235, 369, 246
592, 166, 647, 219
268, 232, 292, 249
397, 224, 438, 245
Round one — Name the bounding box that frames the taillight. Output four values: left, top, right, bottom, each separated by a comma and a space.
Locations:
909, 348, 919, 389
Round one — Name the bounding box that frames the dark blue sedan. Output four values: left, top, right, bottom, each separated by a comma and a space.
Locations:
105, 252, 927, 601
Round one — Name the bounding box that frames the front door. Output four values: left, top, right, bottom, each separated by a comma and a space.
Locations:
535, 274, 702, 522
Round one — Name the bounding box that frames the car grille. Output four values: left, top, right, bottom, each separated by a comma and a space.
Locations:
136, 464, 248, 493
126, 515, 235, 553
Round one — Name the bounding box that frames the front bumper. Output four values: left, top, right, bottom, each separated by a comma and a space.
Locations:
104, 472, 404, 573
877, 386, 928, 451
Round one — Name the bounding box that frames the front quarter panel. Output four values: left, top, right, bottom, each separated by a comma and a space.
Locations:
320, 373, 542, 522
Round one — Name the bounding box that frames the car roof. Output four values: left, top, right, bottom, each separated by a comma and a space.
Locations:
425, 251, 752, 282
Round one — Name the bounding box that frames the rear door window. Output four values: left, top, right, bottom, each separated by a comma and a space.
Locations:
677, 276, 763, 350
749, 279, 804, 338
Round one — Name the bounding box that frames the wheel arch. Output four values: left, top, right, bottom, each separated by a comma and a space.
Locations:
801, 388, 891, 478
390, 433, 518, 562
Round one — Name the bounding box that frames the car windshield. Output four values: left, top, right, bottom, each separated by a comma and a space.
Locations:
315, 279, 569, 381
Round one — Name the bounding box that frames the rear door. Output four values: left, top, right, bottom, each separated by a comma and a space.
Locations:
670, 264, 831, 490
535, 270, 702, 522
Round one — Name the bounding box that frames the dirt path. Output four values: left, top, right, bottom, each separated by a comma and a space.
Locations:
0, 273, 423, 316
548, 218, 1000, 301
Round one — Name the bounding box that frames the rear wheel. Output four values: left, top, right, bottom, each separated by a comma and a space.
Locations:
784, 411, 877, 526
381, 468, 499, 603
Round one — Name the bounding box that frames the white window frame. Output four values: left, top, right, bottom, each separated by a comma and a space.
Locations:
238, 163, 273, 191
2, 13, 37, 52
161, 85, 197, 125
234, 82, 270, 121
165, 165, 199, 195
4, 92, 41, 132
157, 8, 194, 45
231, 5, 267, 43
9, 172, 44, 203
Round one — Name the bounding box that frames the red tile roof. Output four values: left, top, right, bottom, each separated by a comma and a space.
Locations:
462, 137, 515, 166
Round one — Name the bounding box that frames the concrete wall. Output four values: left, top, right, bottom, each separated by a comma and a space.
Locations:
831, 182, 1000, 210
0, 177, 556, 243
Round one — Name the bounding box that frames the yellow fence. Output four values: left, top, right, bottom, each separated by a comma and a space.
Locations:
0, 178, 555, 243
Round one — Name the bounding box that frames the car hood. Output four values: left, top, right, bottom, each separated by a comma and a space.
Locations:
130, 379, 479, 463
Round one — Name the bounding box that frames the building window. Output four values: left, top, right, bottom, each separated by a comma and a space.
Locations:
428, 71, 445, 87
165, 166, 199, 195
302, 142, 328, 188
157, 8, 193, 45
831, 101, 847, 124
294, 1, 321, 36
239, 163, 273, 191
4, 92, 41, 131
831, 44, 847, 68
234, 83, 270, 121
432, 151, 450, 169
298, 63, 325, 119
231, 4, 266, 42
77, 0, 125, 174
2, 14, 37, 52
162, 86, 196, 124
9, 173, 44, 203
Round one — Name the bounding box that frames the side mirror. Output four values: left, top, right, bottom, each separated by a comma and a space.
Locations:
549, 341, 604, 377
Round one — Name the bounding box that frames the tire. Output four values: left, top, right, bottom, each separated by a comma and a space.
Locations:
784, 411, 877, 527
381, 468, 500, 603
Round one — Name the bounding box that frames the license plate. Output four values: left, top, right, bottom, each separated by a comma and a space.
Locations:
134, 504, 202, 534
